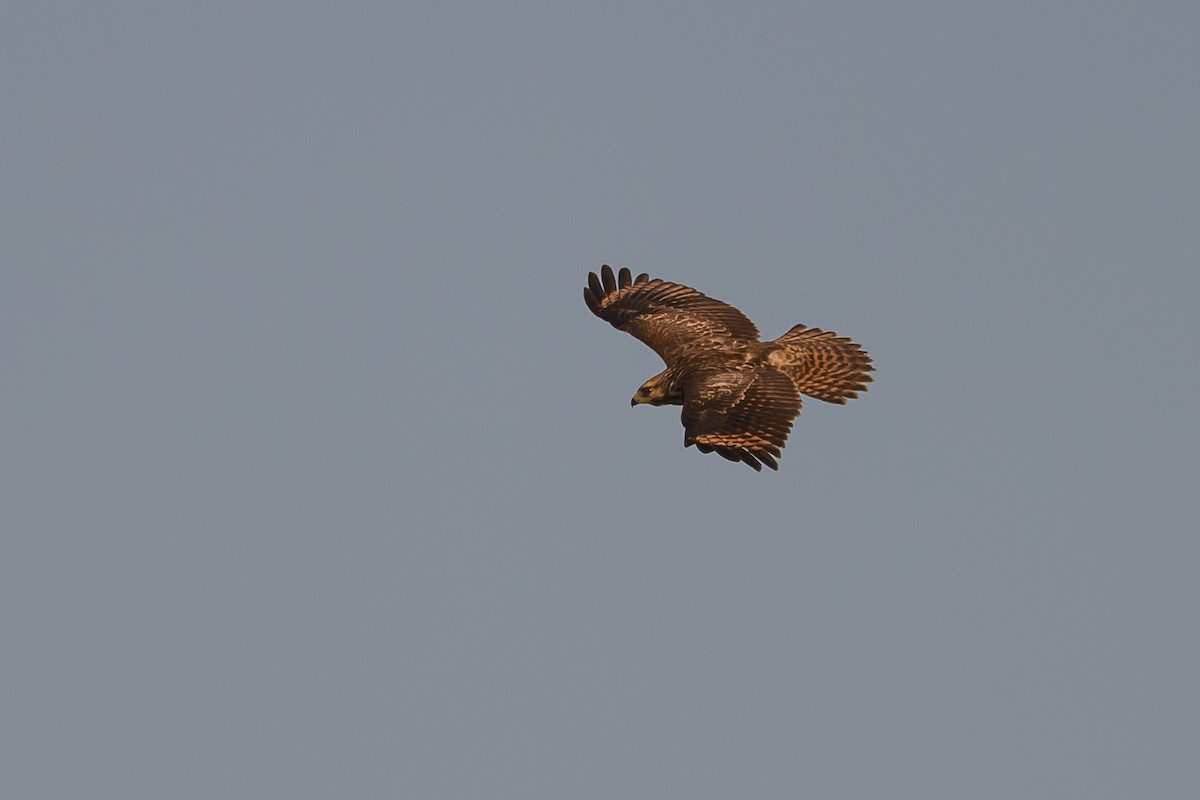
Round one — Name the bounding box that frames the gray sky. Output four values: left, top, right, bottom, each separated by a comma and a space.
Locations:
3, 2, 1198, 798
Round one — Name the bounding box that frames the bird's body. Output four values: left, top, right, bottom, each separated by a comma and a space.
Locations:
584, 265, 873, 471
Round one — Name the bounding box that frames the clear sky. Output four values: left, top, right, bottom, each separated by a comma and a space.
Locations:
3, 2, 1198, 798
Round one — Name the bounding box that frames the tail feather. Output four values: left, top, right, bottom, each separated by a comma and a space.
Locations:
770, 323, 873, 404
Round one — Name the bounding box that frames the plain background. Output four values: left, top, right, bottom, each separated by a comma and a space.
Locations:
3, 2, 1197, 798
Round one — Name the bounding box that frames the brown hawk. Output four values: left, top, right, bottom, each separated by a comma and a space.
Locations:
584, 265, 873, 471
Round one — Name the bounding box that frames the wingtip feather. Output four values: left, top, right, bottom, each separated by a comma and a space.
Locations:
600, 264, 616, 294
587, 271, 604, 302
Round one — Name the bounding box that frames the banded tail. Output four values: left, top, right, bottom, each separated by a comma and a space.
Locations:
769, 323, 874, 404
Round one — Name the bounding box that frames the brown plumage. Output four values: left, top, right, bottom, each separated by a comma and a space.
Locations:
584, 265, 873, 471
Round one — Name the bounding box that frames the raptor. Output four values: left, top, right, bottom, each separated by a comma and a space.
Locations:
584, 265, 873, 471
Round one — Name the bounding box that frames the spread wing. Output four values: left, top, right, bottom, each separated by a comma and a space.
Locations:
681, 367, 801, 471
584, 265, 760, 364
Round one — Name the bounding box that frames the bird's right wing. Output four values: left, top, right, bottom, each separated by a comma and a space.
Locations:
584, 265, 760, 364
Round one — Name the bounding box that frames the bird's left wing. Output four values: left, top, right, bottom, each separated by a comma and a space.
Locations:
680, 367, 801, 471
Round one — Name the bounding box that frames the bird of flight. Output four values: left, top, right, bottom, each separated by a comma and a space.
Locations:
584, 265, 873, 471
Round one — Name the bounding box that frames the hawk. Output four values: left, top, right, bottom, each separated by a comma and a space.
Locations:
584, 265, 873, 471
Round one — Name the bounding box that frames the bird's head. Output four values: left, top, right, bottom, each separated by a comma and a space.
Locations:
631, 375, 683, 407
